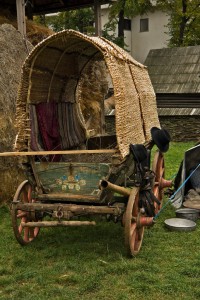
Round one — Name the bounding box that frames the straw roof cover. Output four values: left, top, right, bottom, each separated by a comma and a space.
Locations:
15, 29, 160, 158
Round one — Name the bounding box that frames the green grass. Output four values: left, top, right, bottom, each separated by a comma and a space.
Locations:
0, 142, 200, 300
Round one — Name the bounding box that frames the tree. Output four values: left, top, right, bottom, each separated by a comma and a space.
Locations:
156, 0, 200, 47
43, 8, 94, 35
102, 0, 154, 49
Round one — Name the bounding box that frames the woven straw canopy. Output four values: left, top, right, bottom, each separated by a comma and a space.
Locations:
15, 29, 160, 158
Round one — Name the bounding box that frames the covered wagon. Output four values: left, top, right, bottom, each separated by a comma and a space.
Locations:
1, 30, 171, 255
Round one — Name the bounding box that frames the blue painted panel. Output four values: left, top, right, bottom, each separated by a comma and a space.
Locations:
35, 162, 110, 195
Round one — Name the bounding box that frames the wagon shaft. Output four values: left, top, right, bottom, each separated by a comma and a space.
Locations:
100, 180, 131, 197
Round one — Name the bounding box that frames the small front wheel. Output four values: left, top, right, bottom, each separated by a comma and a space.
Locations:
11, 180, 40, 245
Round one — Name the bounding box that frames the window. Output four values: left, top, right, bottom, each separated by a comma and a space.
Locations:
140, 18, 149, 32
124, 19, 131, 31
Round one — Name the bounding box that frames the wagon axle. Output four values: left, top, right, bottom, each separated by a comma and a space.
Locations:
136, 216, 154, 227
155, 177, 172, 189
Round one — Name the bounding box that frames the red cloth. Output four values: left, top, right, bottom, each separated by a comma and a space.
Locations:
35, 102, 61, 161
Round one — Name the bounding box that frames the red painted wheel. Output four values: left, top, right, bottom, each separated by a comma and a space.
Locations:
152, 151, 165, 214
11, 180, 40, 245
124, 187, 144, 256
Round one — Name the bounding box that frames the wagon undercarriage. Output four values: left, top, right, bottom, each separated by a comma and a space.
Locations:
11, 149, 172, 256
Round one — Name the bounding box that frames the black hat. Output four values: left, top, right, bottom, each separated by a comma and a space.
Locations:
151, 127, 171, 153
130, 144, 148, 164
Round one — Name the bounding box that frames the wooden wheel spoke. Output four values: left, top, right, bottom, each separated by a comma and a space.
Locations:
18, 223, 23, 234
34, 227, 39, 237
22, 190, 28, 203
130, 222, 136, 235
27, 186, 32, 202
23, 227, 29, 242
17, 211, 27, 218
130, 228, 141, 252
29, 228, 35, 241
133, 206, 138, 217
159, 168, 165, 179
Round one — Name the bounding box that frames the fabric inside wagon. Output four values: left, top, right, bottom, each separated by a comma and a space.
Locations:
30, 102, 86, 161
58, 102, 86, 150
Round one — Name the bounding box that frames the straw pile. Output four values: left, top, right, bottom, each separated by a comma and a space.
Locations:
0, 24, 33, 204
0, 9, 53, 45
0, 10, 53, 204
78, 60, 109, 134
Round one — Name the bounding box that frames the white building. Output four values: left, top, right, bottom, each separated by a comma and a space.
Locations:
101, 5, 169, 64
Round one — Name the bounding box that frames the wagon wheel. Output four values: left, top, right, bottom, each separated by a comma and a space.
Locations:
152, 150, 165, 214
11, 180, 40, 245
124, 187, 144, 256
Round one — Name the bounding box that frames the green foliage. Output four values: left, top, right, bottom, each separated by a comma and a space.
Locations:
102, 0, 153, 49
44, 8, 94, 35
102, 18, 128, 50
0, 142, 199, 300
108, 0, 153, 19
156, 0, 200, 47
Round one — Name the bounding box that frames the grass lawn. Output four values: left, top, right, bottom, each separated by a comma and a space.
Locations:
0, 142, 199, 300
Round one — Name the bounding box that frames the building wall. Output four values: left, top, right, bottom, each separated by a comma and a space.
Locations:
101, 7, 169, 64
160, 116, 200, 142
105, 115, 200, 142
131, 11, 169, 63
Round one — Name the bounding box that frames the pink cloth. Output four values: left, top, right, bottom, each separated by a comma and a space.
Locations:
35, 102, 61, 161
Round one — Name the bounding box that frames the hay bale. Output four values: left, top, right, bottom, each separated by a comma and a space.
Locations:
0, 9, 54, 45
26, 19, 54, 45
78, 60, 109, 134
0, 24, 33, 204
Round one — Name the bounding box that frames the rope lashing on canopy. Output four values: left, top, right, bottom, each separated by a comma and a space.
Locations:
153, 163, 200, 220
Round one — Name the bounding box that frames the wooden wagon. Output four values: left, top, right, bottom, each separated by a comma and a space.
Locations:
1, 30, 172, 256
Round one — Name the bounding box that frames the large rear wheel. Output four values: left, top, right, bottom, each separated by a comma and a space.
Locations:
124, 187, 144, 256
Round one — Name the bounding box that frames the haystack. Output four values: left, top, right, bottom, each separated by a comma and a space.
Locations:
78, 60, 109, 134
0, 24, 33, 203
0, 9, 53, 45
0, 10, 53, 204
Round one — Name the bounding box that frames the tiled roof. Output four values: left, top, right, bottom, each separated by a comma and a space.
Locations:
105, 108, 200, 116
158, 108, 200, 116
145, 46, 200, 94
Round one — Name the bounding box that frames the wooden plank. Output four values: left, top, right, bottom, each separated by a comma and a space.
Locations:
21, 221, 96, 227
0, 149, 116, 157
14, 202, 117, 214
16, 0, 26, 37
37, 193, 99, 201
35, 162, 110, 195
94, 0, 102, 36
